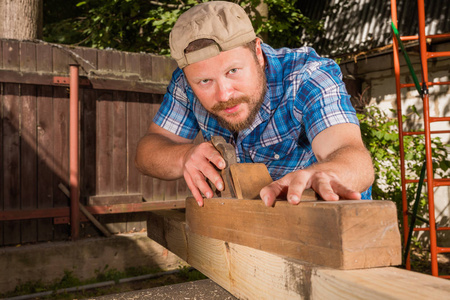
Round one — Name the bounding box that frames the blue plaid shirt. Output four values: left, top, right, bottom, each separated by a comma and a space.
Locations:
154, 44, 371, 199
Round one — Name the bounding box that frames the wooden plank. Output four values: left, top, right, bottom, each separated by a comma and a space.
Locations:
109, 51, 127, 233
2, 40, 20, 70
186, 198, 402, 269
52, 46, 70, 74
126, 92, 140, 194
88, 194, 143, 206
80, 88, 97, 201
311, 267, 450, 299
0, 200, 185, 221
96, 91, 114, 194
139, 92, 153, 201
146, 210, 320, 299
0, 69, 167, 94
150, 94, 167, 201
52, 86, 70, 240
36, 85, 54, 242
0, 81, 3, 245
20, 84, 38, 243
147, 210, 450, 300
150, 54, 177, 83
126, 89, 144, 232
82, 48, 98, 76
19, 41, 37, 72
113, 91, 127, 194
2, 83, 21, 245
0, 40, 3, 68
35, 43, 53, 73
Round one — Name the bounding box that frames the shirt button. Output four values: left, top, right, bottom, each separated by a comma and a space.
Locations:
236, 157, 241, 163
274, 153, 280, 160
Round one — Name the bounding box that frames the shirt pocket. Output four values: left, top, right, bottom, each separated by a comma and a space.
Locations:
249, 139, 297, 163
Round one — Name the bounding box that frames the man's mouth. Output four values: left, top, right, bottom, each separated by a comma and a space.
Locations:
224, 104, 240, 114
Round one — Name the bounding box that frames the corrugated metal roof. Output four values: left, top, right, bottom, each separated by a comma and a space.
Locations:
298, 0, 450, 57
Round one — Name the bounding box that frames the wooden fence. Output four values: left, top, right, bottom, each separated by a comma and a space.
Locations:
0, 39, 190, 246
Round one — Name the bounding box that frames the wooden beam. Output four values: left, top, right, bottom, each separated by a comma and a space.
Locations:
0, 69, 168, 94
0, 200, 186, 221
88, 193, 143, 205
185, 197, 401, 269
147, 210, 450, 299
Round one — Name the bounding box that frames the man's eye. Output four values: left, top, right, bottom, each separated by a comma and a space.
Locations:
229, 68, 238, 74
200, 79, 210, 84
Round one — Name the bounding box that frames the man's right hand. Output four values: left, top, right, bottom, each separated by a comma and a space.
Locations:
182, 142, 226, 206
135, 123, 226, 207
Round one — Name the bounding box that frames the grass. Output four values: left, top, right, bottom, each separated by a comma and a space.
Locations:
1, 265, 207, 299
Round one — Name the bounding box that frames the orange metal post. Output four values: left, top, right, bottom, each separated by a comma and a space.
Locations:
416, 0, 438, 277
390, 0, 411, 269
69, 64, 80, 240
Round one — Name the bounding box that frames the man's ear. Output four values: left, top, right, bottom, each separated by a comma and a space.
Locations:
255, 38, 265, 67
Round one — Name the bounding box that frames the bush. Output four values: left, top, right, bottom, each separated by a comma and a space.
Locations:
358, 105, 450, 230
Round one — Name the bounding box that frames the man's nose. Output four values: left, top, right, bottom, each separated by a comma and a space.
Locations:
216, 79, 233, 102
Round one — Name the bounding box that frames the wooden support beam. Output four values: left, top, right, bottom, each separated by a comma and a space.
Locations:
186, 198, 401, 269
147, 210, 450, 299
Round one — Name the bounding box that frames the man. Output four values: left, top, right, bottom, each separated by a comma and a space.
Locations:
135, 1, 374, 207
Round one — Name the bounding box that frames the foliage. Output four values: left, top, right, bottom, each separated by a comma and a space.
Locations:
358, 105, 450, 229
43, 0, 323, 54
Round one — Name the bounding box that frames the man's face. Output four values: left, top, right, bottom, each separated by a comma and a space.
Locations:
183, 40, 266, 132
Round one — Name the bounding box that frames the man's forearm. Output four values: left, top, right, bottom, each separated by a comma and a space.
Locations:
135, 133, 194, 180
312, 145, 374, 193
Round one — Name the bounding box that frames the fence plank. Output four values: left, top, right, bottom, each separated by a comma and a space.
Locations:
127, 92, 140, 194
36, 43, 53, 73
150, 94, 167, 201
81, 88, 97, 201
110, 91, 128, 233
20, 42, 37, 72
96, 91, 114, 194
0, 41, 3, 68
0, 83, 3, 245
139, 93, 153, 201
3, 83, 21, 245
2, 40, 20, 70
20, 84, 38, 243
125, 53, 141, 196
81, 48, 98, 76
113, 91, 127, 194
37, 85, 54, 242
53, 86, 70, 240
52, 46, 70, 74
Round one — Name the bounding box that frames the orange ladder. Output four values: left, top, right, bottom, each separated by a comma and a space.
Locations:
391, 0, 450, 278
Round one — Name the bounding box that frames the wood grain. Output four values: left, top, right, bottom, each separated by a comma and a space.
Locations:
186, 198, 401, 269
148, 210, 450, 300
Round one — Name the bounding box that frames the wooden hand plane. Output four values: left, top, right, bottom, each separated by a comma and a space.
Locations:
210, 136, 317, 200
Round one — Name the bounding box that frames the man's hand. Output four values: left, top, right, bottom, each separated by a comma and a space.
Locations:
135, 123, 228, 206
260, 168, 361, 207
259, 123, 373, 207
182, 142, 226, 206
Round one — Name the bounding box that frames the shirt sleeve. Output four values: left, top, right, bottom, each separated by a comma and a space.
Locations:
294, 53, 359, 143
153, 68, 201, 140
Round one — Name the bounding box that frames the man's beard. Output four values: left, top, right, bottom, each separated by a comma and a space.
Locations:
210, 67, 267, 132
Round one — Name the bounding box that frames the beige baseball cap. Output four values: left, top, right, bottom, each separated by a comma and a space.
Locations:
169, 1, 256, 68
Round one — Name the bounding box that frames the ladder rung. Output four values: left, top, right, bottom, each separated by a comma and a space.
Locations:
437, 247, 450, 254
435, 179, 450, 187
405, 178, 450, 186
430, 116, 450, 122
399, 81, 450, 89
399, 33, 450, 41
428, 51, 450, 59
402, 129, 450, 136
412, 227, 450, 232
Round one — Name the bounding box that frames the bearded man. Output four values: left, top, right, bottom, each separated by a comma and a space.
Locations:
135, 1, 374, 207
